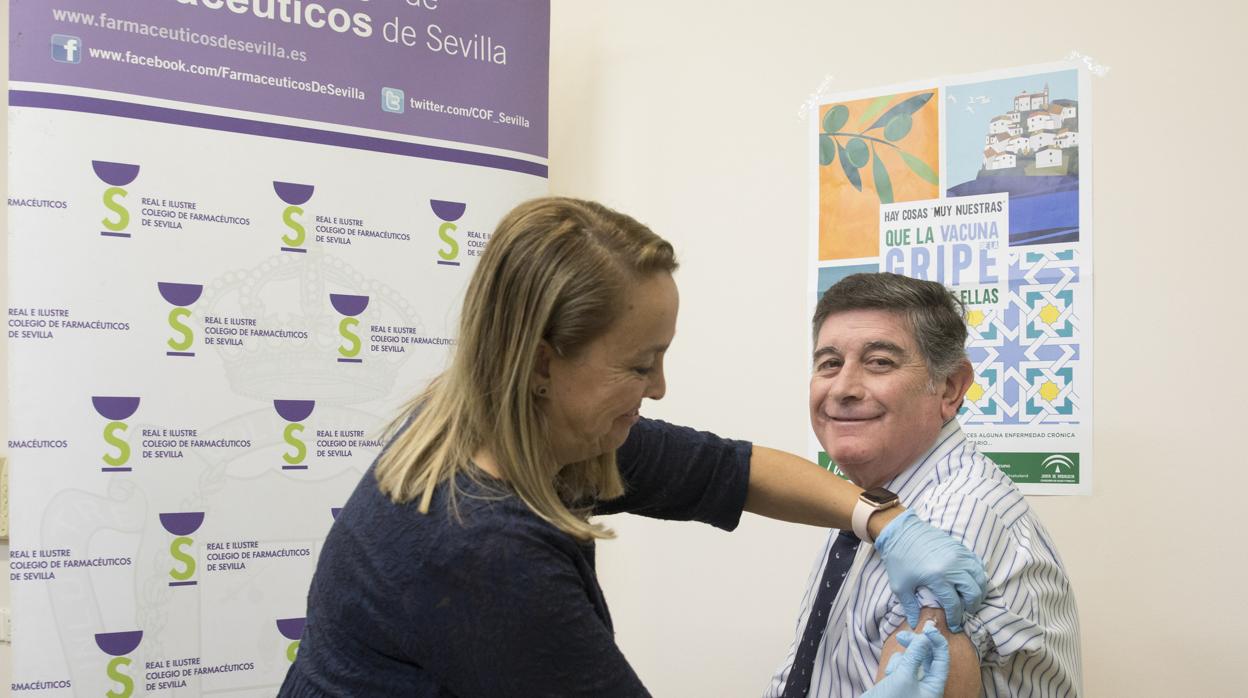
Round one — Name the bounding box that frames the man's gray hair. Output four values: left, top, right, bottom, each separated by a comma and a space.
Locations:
812, 272, 968, 381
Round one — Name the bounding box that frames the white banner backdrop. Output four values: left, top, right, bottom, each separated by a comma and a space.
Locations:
8, 1, 549, 694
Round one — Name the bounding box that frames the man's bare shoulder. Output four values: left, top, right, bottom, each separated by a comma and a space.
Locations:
876, 607, 981, 697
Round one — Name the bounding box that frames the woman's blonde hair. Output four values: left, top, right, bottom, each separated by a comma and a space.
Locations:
374, 197, 678, 540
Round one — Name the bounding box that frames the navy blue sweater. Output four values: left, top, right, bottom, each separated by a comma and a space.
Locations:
278, 418, 752, 697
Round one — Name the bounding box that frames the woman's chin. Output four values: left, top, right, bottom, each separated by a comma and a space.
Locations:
602, 423, 636, 454
558, 420, 640, 463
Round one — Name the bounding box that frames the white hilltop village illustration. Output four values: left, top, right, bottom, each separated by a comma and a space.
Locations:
980, 85, 1079, 174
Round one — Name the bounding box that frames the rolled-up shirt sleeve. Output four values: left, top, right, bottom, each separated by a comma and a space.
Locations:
594, 418, 752, 531
881, 475, 1057, 665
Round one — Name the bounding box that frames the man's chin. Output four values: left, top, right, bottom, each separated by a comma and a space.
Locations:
816, 432, 872, 458
819, 448, 873, 478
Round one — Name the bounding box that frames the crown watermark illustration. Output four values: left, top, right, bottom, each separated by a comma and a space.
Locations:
201, 248, 427, 404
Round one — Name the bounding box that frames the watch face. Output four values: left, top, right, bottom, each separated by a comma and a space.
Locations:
860, 487, 899, 507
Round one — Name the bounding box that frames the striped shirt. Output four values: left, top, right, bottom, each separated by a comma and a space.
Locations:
764, 420, 1082, 697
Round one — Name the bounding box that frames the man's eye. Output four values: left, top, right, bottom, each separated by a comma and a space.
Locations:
866, 357, 895, 369
633, 366, 653, 376
817, 359, 841, 371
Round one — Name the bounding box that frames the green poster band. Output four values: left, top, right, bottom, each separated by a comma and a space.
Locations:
983, 451, 1080, 484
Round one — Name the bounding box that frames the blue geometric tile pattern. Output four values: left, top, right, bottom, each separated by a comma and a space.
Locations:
961, 247, 1080, 425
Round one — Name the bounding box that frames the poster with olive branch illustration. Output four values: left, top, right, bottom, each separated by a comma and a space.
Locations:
808, 62, 1093, 496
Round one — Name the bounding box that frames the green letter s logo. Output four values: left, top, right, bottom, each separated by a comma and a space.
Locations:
287, 640, 300, 662
338, 317, 361, 358
103, 421, 130, 467
437, 222, 459, 261
282, 205, 306, 247
102, 187, 130, 232
283, 423, 306, 465
168, 307, 193, 351
169, 536, 196, 581
106, 656, 134, 698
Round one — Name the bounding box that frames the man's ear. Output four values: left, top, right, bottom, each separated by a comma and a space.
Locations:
940, 359, 975, 421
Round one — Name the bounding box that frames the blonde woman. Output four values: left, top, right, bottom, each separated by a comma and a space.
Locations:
279, 198, 980, 697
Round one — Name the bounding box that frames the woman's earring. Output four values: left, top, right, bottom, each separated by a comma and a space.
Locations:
535, 385, 549, 398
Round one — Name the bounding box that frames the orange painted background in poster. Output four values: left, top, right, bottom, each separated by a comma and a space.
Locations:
818, 88, 940, 260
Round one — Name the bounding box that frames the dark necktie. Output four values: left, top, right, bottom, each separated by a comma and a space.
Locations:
781, 529, 860, 698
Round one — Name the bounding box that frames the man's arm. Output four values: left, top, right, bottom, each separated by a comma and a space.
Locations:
746, 446, 987, 632
875, 607, 981, 697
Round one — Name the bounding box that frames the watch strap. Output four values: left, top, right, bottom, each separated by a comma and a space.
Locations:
851, 497, 878, 544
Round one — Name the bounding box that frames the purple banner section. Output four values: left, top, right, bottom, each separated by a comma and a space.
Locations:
13, 0, 550, 158
10, 91, 547, 177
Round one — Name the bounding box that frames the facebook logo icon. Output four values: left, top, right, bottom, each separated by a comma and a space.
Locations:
51, 35, 82, 64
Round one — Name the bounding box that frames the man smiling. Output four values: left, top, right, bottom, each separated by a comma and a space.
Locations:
764, 273, 1082, 697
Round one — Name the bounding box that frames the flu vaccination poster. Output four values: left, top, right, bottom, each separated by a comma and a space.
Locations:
809, 62, 1093, 495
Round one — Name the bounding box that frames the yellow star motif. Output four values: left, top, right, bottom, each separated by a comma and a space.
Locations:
965, 309, 985, 328
1039, 381, 1061, 402
965, 382, 985, 403
1039, 304, 1062, 326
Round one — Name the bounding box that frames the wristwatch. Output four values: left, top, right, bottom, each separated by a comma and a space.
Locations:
851, 487, 900, 545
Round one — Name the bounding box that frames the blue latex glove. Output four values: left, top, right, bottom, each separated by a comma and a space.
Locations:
873, 509, 988, 632
862, 621, 950, 698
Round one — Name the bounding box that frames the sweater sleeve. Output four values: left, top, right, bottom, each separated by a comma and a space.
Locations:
594, 418, 752, 531
399, 519, 652, 698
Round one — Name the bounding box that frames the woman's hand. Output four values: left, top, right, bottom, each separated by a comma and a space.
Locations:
862, 621, 949, 698
873, 510, 987, 632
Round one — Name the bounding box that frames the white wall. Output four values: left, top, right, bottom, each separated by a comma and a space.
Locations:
4, 2, 1245, 696
550, 1, 1246, 696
